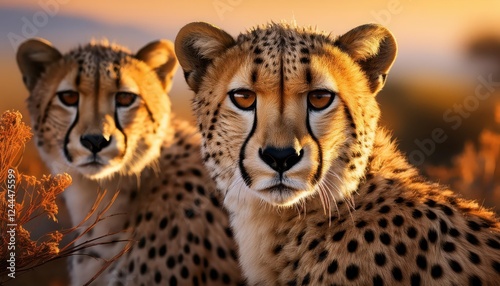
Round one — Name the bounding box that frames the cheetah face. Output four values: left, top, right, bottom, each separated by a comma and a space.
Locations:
17, 39, 177, 179
176, 23, 396, 207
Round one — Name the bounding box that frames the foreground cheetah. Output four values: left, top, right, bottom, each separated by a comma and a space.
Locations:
175, 22, 500, 285
16, 39, 242, 285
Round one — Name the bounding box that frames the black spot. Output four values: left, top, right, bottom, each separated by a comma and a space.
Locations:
327, 260, 338, 274
449, 228, 460, 237
375, 253, 386, 266
297, 231, 305, 245
159, 245, 167, 257
209, 268, 219, 280
128, 260, 135, 273
302, 273, 310, 285
380, 232, 391, 245
425, 199, 437, 207
251, 70, 257, 83
138, 237, 146, 248
185, 208, 195, 218
169, 225, 179, 239
469, 275, 482, 286
416, 255, 427, 270
145, 212, 153, 221
392, 267, 403, 281
332, 230, 346, 241
254, 47, 263, 54
395, 242, 407, 256
181, 266, 189, 279
442, 242, 455, 252
193, 254, 200, 265
469, 251, 481, 264
222, 273, 231, 284
373, 275, 383, 286
364, 229, 375, 243
486, 238, 500, 249
197, 186, 206, 195
203, 238, 212, 250
419, 238, 428, 251
300, 57, 310, 64
205, 211, 214, 223
466, 233, 480, 245
159, 217, 168, 229
273, 245, 283, 255
347, 240, 358, 253
493, 261, 500, 273
378, 218, 388, 228
412, 209, 423, 219
394, 197, 405, 204
155, 271, 162, 283
365, 202, 373, 211
467, 220, 482, 231
166, 256, 176, 268
355, 220, 367, 228
305, 69, 312, 84
345, 264, 359, 280
140, 263, 147, 274
410, 273, 421, 286
439, 219, 448, 234
430, 264, 443, 279
392, 215, 404, 227
378, 205, 391, 214
440, 205, 454, 216
448, 259, 462, 273
254, 57, 263, 64
367, 183, 377, 193
148, 247, 156, 259
136, 213, 143, 225
217, 247, 227, 259
428, 229, 438, 243
308, 239, 320, 250
170, 276, 178, 286
426, 210, 437, 220
317, 249, 328, 262
407, 227, 418, 239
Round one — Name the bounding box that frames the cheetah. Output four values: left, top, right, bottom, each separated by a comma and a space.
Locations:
16, 38, 242, 285
175, 22, 500, 285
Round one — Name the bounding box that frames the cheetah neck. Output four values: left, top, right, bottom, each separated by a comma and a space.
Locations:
229, 128, 414, 285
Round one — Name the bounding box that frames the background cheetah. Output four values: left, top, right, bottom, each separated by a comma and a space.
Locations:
16, 39, 242, 285
175, 22, 500, 285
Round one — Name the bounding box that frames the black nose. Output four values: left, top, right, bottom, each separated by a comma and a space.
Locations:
80, 134, 111, 154
259, 147, 303, 173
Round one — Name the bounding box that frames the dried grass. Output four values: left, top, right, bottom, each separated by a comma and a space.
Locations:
0, 110, 129, 284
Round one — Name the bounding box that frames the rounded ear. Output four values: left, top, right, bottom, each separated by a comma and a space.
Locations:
16, 38, 62, 91
175, 22, 235, 93
135, 40, 178, 93
335, 24, 397, 93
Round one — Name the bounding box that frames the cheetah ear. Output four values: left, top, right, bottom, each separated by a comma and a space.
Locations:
16, 38, 62, 92
335, 24, 397, 93
175, 22, 235, 93
136, 40, 178, 93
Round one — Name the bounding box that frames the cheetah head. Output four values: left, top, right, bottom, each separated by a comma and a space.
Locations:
17, 39, 178, 180
176, 22, 396, 207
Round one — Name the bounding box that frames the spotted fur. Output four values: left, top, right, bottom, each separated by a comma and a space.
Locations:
176, 22, 500, 285
16, 39, 242, 285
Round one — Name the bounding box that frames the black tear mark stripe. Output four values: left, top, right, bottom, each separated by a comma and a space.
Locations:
115, 109, 128, 152
239, 110, 257, 187
306, 111, 323, 184
63, 109, 79, 163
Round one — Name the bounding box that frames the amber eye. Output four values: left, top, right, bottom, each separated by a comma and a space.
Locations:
229, 89, 256, 110
115, 92, 137, 107
57, 90, 79, 106
307, 90, 335, 110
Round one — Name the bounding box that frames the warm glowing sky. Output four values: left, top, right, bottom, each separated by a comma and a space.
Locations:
1, 0, 500, 120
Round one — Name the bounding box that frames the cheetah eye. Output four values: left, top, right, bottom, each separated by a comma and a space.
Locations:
229, 89, 256, 110
57, 90, 79, 107
115, 92, 137, 107
307, 89, 335, 111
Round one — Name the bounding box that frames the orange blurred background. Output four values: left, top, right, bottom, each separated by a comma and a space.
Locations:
1, 1, 499, 285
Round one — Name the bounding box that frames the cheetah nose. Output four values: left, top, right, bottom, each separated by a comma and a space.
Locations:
80, 134, 111, 154
259, 147, 304, 173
